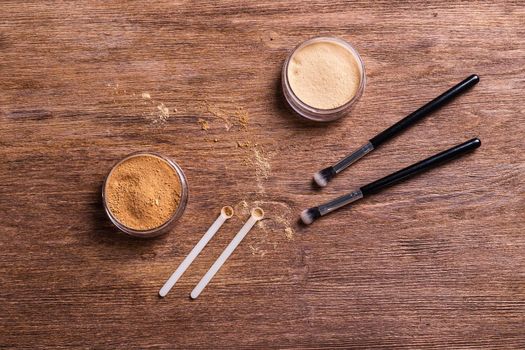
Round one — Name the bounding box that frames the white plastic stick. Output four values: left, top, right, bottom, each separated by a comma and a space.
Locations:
159, 206, 234, 297
190, 207, 264, 299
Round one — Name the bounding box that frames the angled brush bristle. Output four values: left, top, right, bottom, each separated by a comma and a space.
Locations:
300, 207, 321, 225
313, 167, 336, 187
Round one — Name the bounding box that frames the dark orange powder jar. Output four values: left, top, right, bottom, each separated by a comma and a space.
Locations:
102, 152, 188, 238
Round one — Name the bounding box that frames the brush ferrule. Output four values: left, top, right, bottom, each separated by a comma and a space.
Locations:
333, 141, 374, 174
318, 189, 363, 216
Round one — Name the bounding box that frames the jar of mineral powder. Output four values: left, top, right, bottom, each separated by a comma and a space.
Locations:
102, 151, 188, 238
282, 36, 366, 122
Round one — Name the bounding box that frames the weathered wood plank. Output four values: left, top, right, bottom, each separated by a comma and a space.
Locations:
1, 1, 524, 348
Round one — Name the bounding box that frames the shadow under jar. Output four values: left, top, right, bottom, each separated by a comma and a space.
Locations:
102, 152, 188, 238
282, 36, 366, 122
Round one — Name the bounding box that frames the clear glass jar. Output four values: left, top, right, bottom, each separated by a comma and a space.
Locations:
102, 151, 189, 238
282, 36, 366, 122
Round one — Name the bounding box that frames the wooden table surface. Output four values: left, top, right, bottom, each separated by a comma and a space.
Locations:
1, 1, 524, 349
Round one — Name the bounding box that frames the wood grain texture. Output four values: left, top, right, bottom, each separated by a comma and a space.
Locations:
1, 1, 524, 349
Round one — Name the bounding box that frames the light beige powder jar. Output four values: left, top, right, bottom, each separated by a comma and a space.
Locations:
282, 37, 365, 121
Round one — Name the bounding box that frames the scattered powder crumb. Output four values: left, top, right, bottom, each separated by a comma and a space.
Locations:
204, 102, 227, 119
198, 118, 209, 130
214, 138, 219, 142
237, 141, 251, 148
284, 227, 295, 241
203, 102, 250, 131
204, 102, 232, 130
234, 200, 295, 251
248, 244, 267, 257
234, 200, 250, 218
236, 108, 249, 129
157, 103, 170, 122
274, 214, 294, 241
106, 86, 175, 126
253, 147, 271, 180
237, 145, 272, 194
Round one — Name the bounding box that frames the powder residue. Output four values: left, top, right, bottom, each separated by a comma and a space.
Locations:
233, 200, 251, 220
104, 154, 182, 231
236, 144, 272, 194
203, 102, 250, 131
252, 146, 271, 194
237, 140, 251, 148
235, 199, 295, 249
205, 103, 232, 130
236, 107, 249, 129
107, 86, 175, 126
198, 118, 209, 130
142, 95, 174, 125
253, 147, 271, 180
249, 244, 267, 257
157, 103, 170, 122
284, 227, 295, 241
287, 40, 362, 109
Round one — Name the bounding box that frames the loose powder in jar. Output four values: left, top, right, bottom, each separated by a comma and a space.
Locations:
287, 40, 362, 110
104, 154, 182, 231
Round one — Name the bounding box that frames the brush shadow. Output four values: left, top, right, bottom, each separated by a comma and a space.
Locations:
296, 217, 309, 228
310, 178, 325, 192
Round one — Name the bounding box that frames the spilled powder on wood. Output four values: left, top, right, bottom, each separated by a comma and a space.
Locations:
234, 200, 250, 219
284, 227, 295, 241
237, 141, 251, 148
253, 146, 271, 181
236, 107, 249, 129
234, 200, 296, 254
235, 143, 271, 194
157, 103, 170, 121
202, 102, 249, 131
134, 91, 176, 126
204, 102, 232, 130
198, 118, 209, 130
248, 244, 267, 257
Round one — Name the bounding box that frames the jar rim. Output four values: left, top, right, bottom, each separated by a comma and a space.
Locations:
102, 151, 189, 238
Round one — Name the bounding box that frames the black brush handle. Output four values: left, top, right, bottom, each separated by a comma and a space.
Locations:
369, 74, 479, 148
361, 138, 481, 195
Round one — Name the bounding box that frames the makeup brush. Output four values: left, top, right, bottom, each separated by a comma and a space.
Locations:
302, 137, 480, 225
313, 74, 480, 187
